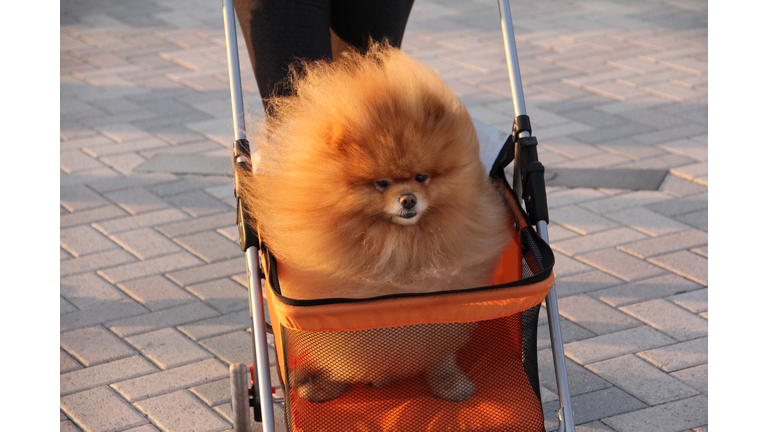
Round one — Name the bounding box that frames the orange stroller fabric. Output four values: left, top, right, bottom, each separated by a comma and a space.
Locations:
262, 180, 553, 431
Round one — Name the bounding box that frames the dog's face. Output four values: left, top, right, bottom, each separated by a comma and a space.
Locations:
322, 88, 479, 230
373, 174, 430, 226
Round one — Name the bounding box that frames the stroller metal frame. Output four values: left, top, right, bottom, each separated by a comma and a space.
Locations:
223, 0, 575, 430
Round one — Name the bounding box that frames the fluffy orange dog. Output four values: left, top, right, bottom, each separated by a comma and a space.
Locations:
238, 43, 511, 402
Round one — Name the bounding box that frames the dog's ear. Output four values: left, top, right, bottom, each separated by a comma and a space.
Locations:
422, 93, 447, 124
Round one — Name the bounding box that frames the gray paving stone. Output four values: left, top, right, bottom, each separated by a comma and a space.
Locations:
614, 153, 695, 170
542, 387, 646, 428
60, 249, 138, 278
538, 351, 612, 397
604, 207, 690, 238
83, 137, 170, 158
620, 299, 708, 341
557, 295, 641, 335
216, 225, 240, 243
60, 419, 83, 432
591, 274, 703, 308
603, 395, 707, 432
174, 231, 242, 263
575, 249, 667, 283
691, 246, 707, 258
166, 258, 245, 286
98, 251, 204, 284
617, 229, 707, 259
109, 227, 183, 259
667, 288, 707, 314
117, 275, 197, 311
61, 272, 131, 310
586, 354, 698, 405
190, 378, 231, 407
111, 358, 228, 402
669, 162, 708, 185
61, 150, 107, 174
136, 153, 232, 175
165, 189, 232, 217
84, 173, 178, 195
186, 278, 249, 314
155, 211, 233, 237
148, 176, 232, 198
550, 206, 620, 235
108, 301, 220, 337
100, 152, 150, 175
61, 184, 112, 213
636, 337, 707, 372
135, 390, 231, 432
103, 187, 170, 215
554, 271, 625, 297
670, 364, 707, 395
60, 356, 159, 396
552, 228, 648, 257
579, 190, 673, 214
200, 330, 277, 366
61, 326, 136, 367
547, 188, 609, 209
61, 386, 148, 432
60, 225, 119, 258
126, 327, 213, 369
575, 421, 617, 432
121, 425, 162, 432
674, 209, 707, 231
648, 250, 707, 286
61, 349, 84, 374
61, 298, 148, 332
565, 326, 676, 365
92, 208, 189, 235
596, 138, 667, 160
658, 175, 708, 198
537, 319, 596, 350
553, 251, 594, 278
177, 310, 252, 341
61, 295, 79, 314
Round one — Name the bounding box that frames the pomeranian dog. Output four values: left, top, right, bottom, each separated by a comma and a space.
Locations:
237, 43, 511, 402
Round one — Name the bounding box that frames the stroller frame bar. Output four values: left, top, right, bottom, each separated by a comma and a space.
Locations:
222, 1, 275, 431
497, 1, 575, 430
223, 0, 246, 141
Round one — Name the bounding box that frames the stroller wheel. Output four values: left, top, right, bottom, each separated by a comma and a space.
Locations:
230, 363, 253, 432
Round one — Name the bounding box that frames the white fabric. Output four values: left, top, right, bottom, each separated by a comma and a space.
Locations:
473, 118, 511, 176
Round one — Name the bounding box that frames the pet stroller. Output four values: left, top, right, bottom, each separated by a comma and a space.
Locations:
222, 0, 575, 430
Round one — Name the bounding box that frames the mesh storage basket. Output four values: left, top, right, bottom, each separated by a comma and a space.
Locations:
261, 178, 555, 432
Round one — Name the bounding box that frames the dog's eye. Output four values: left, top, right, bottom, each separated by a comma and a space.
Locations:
374, 179, 391, 191
415, 174, 428, 183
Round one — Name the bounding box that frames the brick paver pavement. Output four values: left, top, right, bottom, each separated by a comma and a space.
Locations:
61, 0, 707, 431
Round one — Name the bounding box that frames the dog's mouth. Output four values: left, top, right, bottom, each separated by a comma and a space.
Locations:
392, 209, 421, 225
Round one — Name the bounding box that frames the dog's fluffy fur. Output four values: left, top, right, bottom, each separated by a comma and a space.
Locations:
237, 44, 511, 402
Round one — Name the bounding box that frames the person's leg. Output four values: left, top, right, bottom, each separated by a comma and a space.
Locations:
233, 0, 333, 112
329, 0, 415, 51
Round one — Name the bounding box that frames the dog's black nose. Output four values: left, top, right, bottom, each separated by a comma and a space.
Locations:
399, 194, 417, 210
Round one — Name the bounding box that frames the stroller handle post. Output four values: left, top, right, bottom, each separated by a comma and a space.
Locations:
223, 0, 246, 141
497, 1, 575, 431
223, 0, 275, 430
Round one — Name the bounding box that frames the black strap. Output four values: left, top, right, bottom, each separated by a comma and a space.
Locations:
489, 134, 516, 180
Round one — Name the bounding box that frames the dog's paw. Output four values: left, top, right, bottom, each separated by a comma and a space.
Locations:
426, 354, 476, 402
427, 369, 476, 402
293, 371, 348, 403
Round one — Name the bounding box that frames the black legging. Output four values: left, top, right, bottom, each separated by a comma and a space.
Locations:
234, 0, 415, 114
